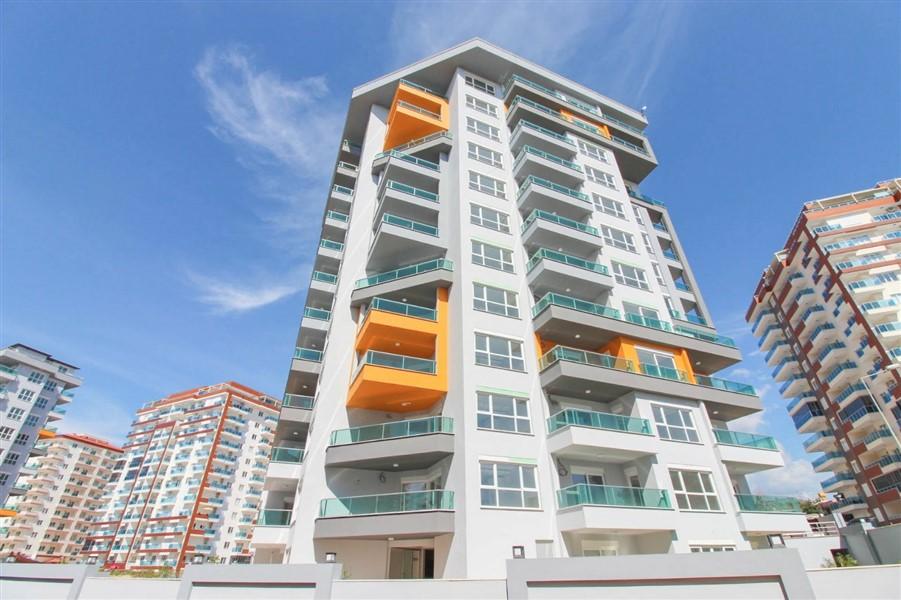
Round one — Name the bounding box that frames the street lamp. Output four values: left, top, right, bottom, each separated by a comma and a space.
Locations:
858, 364, 901, 452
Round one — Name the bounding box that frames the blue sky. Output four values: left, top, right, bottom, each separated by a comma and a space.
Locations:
2, 2, 899, 497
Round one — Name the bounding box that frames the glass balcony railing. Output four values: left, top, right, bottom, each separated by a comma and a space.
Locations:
303, 307, 331, 321
369, 297, 437, 320
384, 179, 438, 202
0, 365, 16, 376
325, 210, 349, 223
514, 119, 574, 145
527, 248, 609, 276
626, 188, 665, 207
674, 280, 692, 292
817, 341, 847, 362
354, 258, 453, 289
662, 248, 680, 261
294, 347, 323, 362
735, 494, 802, 513
319, 490, 454, 517
379, 213, 439, 237
312, 271, 338, 284
270, 447, 304, 463
257, 509, 292, 526
547, 408, 651, 435
713, 429, 778, 451
539, 345, 633, 372
861, 298, 899, 312
336, 161, 358, 172
848, 272, 898, 290
517, 174, 590, 203
521, 209, 599, 236
695, 375, 757, 396
640, 363, 690, 382
864, 426, 893, 446
669, 310, 707, 327
514, 145, 582, 172
811, 452, 844, 469
626, 312, 674, 333
358, 350, 436, 374
803, 430, 834, 450
557, 483, 671, 509
532, 293, 621, 320
399, 78, 439, 96
396, 99, 441, 120
332, 184, 353, 196
330, 416, 453, 446
673, 325, 737, 348
821, 472, 855, 489
391, 131, 453, 154
319, 239, 344, 252
374, 149, 440, 172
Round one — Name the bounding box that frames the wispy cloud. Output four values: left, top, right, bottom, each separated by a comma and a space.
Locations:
387, 1, 692, 105
189, 45, 343, 312
748, 444, 825, 499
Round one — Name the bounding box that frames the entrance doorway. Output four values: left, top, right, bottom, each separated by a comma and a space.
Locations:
387, 547, 435, 579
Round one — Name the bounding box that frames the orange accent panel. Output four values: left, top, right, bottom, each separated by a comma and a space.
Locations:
37, 428, 55, 440
383, 82, 449, 150
348, 288, 449, 412
356, 309, 439, 358
0, 508, 17, 518
560, 109, 611, 139
601, 337, 697, 383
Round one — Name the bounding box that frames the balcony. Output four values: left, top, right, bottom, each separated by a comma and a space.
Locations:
0, 364, 16, 382
556, 484, 674, 533
546, 409, 656, 462
713, 430, 783, 474
375, 179, 439, 228
317, 238, 344, 262
390, 130, 453, 157
383, 81, 448, 151
509, 119, 576, 158
804, 430, 837, 453
811, 451, 846, 473
516, 175, 593, 221
348, 350, 445, 412
513, 145, 584, 187
291, 347, 322, 373
792, 402, 826, 434
521, 209, 602, 257
538, 346, 760, 420
532, 293, 742, 373
735, 495, 809, 535
314, 490, 454, 539
780, 374, 810, 398
372, 150, 440, 190
526, 249, 613, 297
821, 472, 857, 493
356, 296, 439, 359
251, 509, 293, 547
325, 416, 454, 470
351, 258, 453, 307
280, 394, 314, 423
368, 213, 446, 272
266, 448, 304, 487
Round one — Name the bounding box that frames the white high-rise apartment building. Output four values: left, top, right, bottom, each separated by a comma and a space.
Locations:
0, 344, 81, 506
82, 382, 280, 570
251, 39, 809, 579
0, 433, 123, 561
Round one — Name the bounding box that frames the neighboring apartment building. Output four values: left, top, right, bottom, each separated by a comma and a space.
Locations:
0, 344, 81, 506
0, 434, 123, 561
81, 382, 280, 570
250, 39, 810, 579
747, 180, 901, 526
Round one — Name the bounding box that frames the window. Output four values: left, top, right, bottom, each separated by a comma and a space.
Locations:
469, 171, 506, 198
24, 415, 39, 427
602, 226, 636, 252
623, 302, 660, 322
7, 407, 24, 421
4, 452, 20, 465
651, 262, 665, 286
652, 404, 699, 442
468, 142, 503, 168
586, 166, 616, 188
473, 283, 519, 318
594, 194, 625, 219
639, 348, 682, 380
466, 117, 500, 142
577, 139, 608, 163
611, 262, 649, 290
642, 233, 655, 255
477, 392, 531, 433
43, 380, 58, 392
465, 75, 496, 95
572, 471, 605, 486
27, 371, 46, 384
632, 205, 644, 225
690, 545, 735, 553
470, 204, 511, 233
475, 333, 525, 371
670, 469, 721, 511
14, 433, 29, 445
480, 462, 538, 508
35, 397, 49, 409
472, 240, 514, 273
466, 94, 498, 117
0, 427, 13, 440
17, 389, 35, 403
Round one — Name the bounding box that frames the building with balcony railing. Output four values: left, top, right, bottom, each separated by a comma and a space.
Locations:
258, 38, 807, 580
80, 382, 280, 570
0, 434, 122, 561
0, 343, 82, 507
747, 179, 901, 526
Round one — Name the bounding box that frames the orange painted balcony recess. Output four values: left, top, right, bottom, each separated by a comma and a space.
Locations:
348, 289, 449, 412
38, 428, 56, 440
383, 80, 449, 151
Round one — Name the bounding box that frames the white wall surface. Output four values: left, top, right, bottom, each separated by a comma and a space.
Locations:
807, 565, 901, 600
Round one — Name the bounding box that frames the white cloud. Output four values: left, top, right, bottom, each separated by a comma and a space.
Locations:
747, 447, 825, 500
186, 268, 307, 314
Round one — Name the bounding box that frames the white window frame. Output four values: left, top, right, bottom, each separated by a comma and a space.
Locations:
472, 240, 514, 273
602, 225, 637, 252
670, 468, 721, 512
651, 262, 665, 286
690, 545, 736, 553
473, 283, 519, 318
477, 391, 531, 434
586, 166, 616, 188
470, 203, 511, 233
632, 205, 645, 225
469, 171, 506, 198
7, 407, 24, 421
577, 139, 608, 163
623, 302, 660, 321
465, 75, 496, 95
594, 194, 625, 219
642, 233, 655, 255
479, 461, 539, 509
468, 142, 503, 168
475, 333, 525, 371
611, 261, 650, 290
466, 117, 500, 142
466, 94, 498, 117
652, 403, 699, 443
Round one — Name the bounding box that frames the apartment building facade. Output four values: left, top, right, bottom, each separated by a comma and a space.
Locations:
81, 382, 280, 570
747, 180, 901, 526
0, 344, 81, 507
0, 434, 123, 561
251, 39, 809, 579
